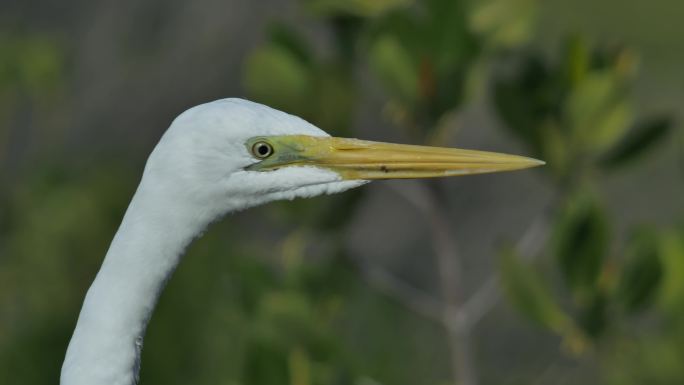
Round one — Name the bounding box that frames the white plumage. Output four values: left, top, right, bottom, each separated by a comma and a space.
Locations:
61, 99, 364, 385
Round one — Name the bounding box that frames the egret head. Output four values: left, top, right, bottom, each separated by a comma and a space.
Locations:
142, 98, 543, 219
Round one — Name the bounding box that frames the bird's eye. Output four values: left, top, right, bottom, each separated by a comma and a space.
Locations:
251, 141, 274, 159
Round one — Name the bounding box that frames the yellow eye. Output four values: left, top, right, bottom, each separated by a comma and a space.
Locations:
251, 141, 274, 159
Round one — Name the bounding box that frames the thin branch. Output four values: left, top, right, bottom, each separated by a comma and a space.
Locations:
354, 258, 444, 323
386, 181, 553, 328
386, 180, 477, 385
425, 181, 478, 385
532, 359, 565, 385
382, 180, 557, 385
457, 213, 550, 328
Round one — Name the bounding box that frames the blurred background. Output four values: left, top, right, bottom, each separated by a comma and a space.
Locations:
1, 0, 683, 384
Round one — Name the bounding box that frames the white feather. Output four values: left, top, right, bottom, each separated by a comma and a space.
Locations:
61, 99, 366, 385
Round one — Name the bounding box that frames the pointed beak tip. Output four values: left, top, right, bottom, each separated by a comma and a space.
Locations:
521, 158, 545, 170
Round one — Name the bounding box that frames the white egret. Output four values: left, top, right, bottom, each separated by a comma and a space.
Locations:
60, 98, 543, 385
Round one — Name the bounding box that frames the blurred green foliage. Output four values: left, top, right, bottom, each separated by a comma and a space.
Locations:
0, 34, 63, 97
490, 37, 682, 385
1, 0, 682, 384
243, 0, 682, 383
493, 37, 673, 182
499, 246, 570, 333
0, 169, 133, 384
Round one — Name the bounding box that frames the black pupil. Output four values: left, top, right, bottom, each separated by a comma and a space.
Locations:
256, 143, 270, 156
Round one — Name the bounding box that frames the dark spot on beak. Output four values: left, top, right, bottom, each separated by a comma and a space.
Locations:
380, 165, 388, 173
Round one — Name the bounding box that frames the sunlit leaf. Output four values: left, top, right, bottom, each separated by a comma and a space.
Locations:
499, 247, 568, 332
470, 0, 538, 48
565, 71, 633, 151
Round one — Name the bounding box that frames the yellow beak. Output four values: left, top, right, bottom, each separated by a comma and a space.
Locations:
246, 135, 544, 180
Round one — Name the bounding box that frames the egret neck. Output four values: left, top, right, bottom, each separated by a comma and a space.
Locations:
61, 176, 213, 385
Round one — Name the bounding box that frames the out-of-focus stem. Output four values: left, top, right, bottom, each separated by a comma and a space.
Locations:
388, 179, 477, 385
354, 258, 444, 322
457, 212, 550, 328
383, 180, 552, 385
424, 180, 477, 385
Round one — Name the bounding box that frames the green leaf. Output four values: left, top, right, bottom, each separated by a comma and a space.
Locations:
469, 0, 538, 48
243, 43, 312, 114
563, 35, 590, 86
0, 34, 63, 95
616, 229, 663, 313
539, 122, 570, 178
267, 24, 313, 67
259, 292, 314, 338
492, 53, 562, 156
424, 0, 478, 116
565, 71, 633, 152
499, 248, 568, 331
553, 195, 609, 298
600, 117, 673, 170
368, 34, 418, 102
18, 37, 64, 94
310, 64, 357, 134
656, 227, 684, 314
303, 0, 412, 18
577, 293, 608, 339
424, 0, 472, 71
242, 338, 289, 385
